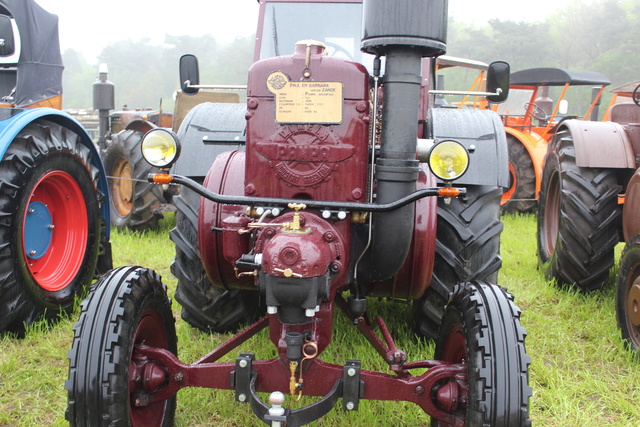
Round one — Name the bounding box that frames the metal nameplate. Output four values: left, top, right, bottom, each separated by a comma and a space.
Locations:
267, 71, 343, 124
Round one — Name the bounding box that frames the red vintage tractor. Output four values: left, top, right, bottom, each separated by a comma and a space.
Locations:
65, 0, 531, 425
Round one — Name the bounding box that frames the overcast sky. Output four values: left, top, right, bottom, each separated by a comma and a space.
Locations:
35, 0, 583, 62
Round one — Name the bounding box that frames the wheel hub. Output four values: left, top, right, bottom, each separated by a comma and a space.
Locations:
628, 280, 640, 327
24, 201, 54, 259
111, 158, 134, 217
436, 381, 460, 412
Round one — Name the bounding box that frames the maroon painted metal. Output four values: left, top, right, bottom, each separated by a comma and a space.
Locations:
365, 164, 437, 299
128, 308, 173, 426
130, 307, 468, 425
246, 43, 370, 202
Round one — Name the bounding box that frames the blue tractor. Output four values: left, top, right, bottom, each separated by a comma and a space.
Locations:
0, 0, 111, 335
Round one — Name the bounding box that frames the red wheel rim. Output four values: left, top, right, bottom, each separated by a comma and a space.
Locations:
22, 170, 88, 291
129, 309, 170, 426
441, 324, 466, 363
501, 162, 517, 206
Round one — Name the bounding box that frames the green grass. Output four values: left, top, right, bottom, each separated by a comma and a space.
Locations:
1, 213, 639, 426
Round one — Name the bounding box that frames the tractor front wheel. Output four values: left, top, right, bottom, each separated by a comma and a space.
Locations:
432, 282, 531, 426
537, 128, 621, 291
66, 266, 177, 427
615, 234, 640, 355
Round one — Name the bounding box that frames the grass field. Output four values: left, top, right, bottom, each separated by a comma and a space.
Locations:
1, 213, 638, 426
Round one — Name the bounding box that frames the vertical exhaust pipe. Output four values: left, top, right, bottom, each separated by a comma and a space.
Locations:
93, 63, 115, 150
357, 0, 448, 281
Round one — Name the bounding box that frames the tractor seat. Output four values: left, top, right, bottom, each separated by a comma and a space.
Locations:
610, 103, 640, 124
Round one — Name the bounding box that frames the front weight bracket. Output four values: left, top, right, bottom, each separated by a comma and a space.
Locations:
342, 360, 363, 411
231, 352, 255, 403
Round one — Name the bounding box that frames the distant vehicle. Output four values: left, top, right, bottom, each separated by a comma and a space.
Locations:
495, 67, 611, 212
537, 80, 640, 292
0, 0, 111, 335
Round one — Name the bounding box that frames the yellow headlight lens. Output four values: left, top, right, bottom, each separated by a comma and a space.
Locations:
428, 140, 469, 181
141, 129, 180, 168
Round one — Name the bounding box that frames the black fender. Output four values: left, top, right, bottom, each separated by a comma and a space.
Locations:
172, 102, 246, 179
427, 108, 509, 188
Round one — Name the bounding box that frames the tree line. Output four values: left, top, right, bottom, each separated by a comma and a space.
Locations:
61, 0, 639, 113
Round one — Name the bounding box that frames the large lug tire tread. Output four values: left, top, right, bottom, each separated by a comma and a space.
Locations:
66, 266, 177, 427
170, 187, 263, 333
0, 120, 104, 334
615, 234, 640, 355
102, 129, 165, 231
414, 186, 503, 340
537, 129, 621, 291
502, 135, 537, 213
433, 281, 531, 426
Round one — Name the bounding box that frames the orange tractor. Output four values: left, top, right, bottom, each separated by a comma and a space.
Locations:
496, 67, 612, 213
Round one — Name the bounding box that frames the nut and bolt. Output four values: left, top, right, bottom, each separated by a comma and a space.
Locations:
345, 401, 355, 410
347, 368, 356, 377
238, 393, 247, 402
239, 359, 248, 368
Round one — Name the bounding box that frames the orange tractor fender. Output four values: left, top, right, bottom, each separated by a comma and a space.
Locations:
504, 126, 548, 196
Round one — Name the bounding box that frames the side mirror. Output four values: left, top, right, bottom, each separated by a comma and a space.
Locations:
179, 54, 200, 95
558, 99, 569, 115
0, 15, 16, 58
486, 60, 510, 103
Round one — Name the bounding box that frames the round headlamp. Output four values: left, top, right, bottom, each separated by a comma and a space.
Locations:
428, 140, 469, 181
141, 128, 181, 168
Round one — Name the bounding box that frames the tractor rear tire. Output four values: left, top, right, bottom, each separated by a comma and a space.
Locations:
414, 185, 503, 340
501, 135, 536, 213
615, 234, 640, 356
432, 282, 531, 426
66, 266, 177, 427
102, 129, 165, 231
0, 119, 104, 335
170, 186, 263, 333
537, 128, 621, 291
